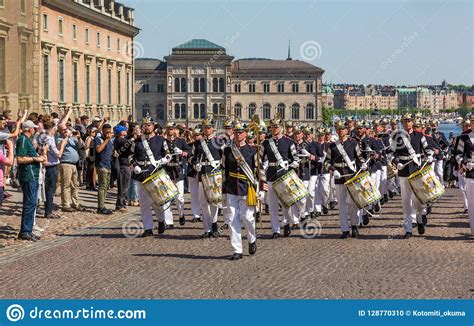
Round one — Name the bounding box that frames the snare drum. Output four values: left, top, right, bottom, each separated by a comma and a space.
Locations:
272, 169, 309, 208
344, 171, 381, 209
408, 165, 445, 204
142, 168, 179, 207
201, 169, 223, 205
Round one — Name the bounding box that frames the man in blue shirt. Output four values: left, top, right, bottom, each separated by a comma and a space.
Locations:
94, 124, 114, 215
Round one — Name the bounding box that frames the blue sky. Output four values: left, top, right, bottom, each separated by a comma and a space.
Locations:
125, 0, 473, 86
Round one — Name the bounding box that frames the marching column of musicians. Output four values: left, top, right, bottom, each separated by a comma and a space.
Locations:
128, 113, 474, 260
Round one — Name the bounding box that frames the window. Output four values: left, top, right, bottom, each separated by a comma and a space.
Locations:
20, 43, 27, 94
212, 103, 219, 115
107, 35, 111, 49
42, 54, 49, 99
142, 83, 149, 93
125, 41, 129, 55
213, 78, 218, 92
117, 70, 121, 104
85, 64, 90, 103
219, 78, 225, 92
142, 104, 150, 118
174, 78, 180, 92
263, 103, 271, 120
126, 71, 130, 105
73, 62, 78, 102
58, 59, 65, 102
58, 17, 63, 36
72, 24, 77, 39
97, 32, 101, 47
20, 0, 26, 14
193, 104, 199, 119
180, 104, 187, 119
117, 39, 121, 52
107, 68, 112, 104
291, 103, 300, 119
193, 78, 199, 92
199, 78, 206, 92
174, 104, 180, 119
85, 28, 89, 43
43, 14, 48, 30
277, 83, 285, 93
234, 103, 242, 119
234, 83, 241, 93
157, 104, 165, 121
292, 83, 299, 93
157, 84, 164, 93
248, 103, 256, 119
97, 65, 102, 104
277, 103, 286, 119
306, 103, 315, 120
180, 78, 187, 92
306, 83, 314, 93
200, 104, 206, 119
248, 83, 256, 93
263, 83, 270, 93
174, 103, 186, 119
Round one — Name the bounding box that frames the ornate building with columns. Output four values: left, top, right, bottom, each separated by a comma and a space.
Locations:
0, 0, 139, 123
136, 39, 324, 127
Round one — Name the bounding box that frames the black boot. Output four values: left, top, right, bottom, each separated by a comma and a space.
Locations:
265, 205, 269, 214
388, 191, 394, 199
283, 224, 291, 237
417, 223, 425, 235
158, 221, 166, 234
340, 231, 350, 239
322, 206, 329, 215
310, 212, 315, 220
351, 226, 359, 238
362, 214, 370, 226
373, 202, 381, 213
421, 215, 428, 225
179, 215, 186, 226
383, 194, 389, 204
426, 205, 432, 215
249, 241, 257, 255
329, 201, 337, 210
211, 222, 219, 237
404, 232, 413, 239
255, 212, 260, 223
140, 229, 153, 237
229, 253, 243, 260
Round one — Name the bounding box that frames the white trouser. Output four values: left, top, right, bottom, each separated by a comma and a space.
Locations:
267, 181, 292, 233
389, 175, 400, 193
198, 182, 218, 232
314, 173, 330, 212
458, 174, 468, 210
163, 179, 185, 225
223, 193, 232, 224
465, 178, 474, 234
291, 180, 309, 220
137, 182, 167, 230
434, 159, 444, 185
306, 176, 317, 214
335, 184, 359, 232
227, 194, 256, 254
189, 176, 201, 219
380, 165, 388, 196
329, 175, 337, 203
399, 177, 423, 232
369, 170, 381, 210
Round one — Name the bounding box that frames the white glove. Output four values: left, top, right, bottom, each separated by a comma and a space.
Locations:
195, 163, 202, 172
333, 170, 341, 179
300, 149, 310, 157
426, 156, 433, 164
173, 147, 183, 155
397, 163, 404, 170
290, 161, 299, 169
159, 156, 170, 166
281, 161, 289, 170
258, 191, 265, 200
211, 161, 220, 169
133, 165, 142, 174
360, 163, 368, 171
466, 162, 474, 171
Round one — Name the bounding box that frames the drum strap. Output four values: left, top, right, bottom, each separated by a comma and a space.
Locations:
335, 141, 356, 172
400, 132, 420, 166
141, 135, 158, 168
200, 138, 217, 164
269, 138, 286, 169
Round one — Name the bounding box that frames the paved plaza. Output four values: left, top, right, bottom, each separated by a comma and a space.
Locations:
0, 188, 472, 299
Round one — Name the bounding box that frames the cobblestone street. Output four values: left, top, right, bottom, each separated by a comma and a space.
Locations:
1, 188, 472, 299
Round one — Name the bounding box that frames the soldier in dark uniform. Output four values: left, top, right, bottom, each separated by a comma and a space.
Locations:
376, 118, 392, 202
259, 118, 300, 238
129, 118, 171, 237
291, 125, 310, 227
430, 119, 450, 185
325, 120, 367, 238
190, 118, 224, 238
309, 127, 330, 218
223, 122, 259, 260
187, 127, 203, 223
390, 113, 434, 238
163, 122, 191, 226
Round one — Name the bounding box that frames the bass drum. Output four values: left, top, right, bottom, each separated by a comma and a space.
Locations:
344, 171, 381, 209
408, 165, 445, 204
272, 169, 309, 208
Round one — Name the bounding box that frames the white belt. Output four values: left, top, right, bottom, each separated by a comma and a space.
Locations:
334, 161, 355, 168
168, 163, 180, 167
268, 161, 287, 167
202, 160, 220, 166
399, 154, 420, 161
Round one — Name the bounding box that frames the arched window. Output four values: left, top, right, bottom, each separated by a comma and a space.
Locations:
180, 78, 187, 93
174, 78, 180, 93
263, 103, 271, 120
248, 103, 256, 119
157, 104, 165, 121
234, 103, 242, 119
219, 103, 225, 115
306, 103, 315, 120
212, 78, 218, 92
174, 103, 180, 119
219, 78, 225, 92
212, 103, 219, 115
200, 78, 206, 92
277, 103, 286, 119
291, 103, 300, 120
142, 104, 150, 118
200, 103, 206, 119
193, 78, 199, 92
193, 103, 199, 119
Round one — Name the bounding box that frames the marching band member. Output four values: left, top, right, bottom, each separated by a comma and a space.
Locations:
390, 113, 434, 238
454, 120, 471, 215
303, 126, 322, 220
285, 121, 294, 138
366, 120, 383, 212
311, 127, 330, 218
257, 126, 270, 217
260, 118, 300, 238
188, 127, 203, 223
455, 114, 474, 234
430, 119, 449, 186
163, 122, 191, 226
325, 120, 367, 238
222, 118, 235, 228
326, 127, 338, 210
191, 118, 224, 238
291, 125, 309, 227
223, 122, 258, 260
387, 117, 400, 197
130, 118, 171, 237
376, 118, 391, 203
